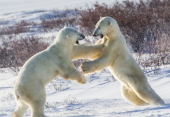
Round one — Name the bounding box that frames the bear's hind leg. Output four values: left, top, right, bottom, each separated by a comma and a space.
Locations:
121, 85, 148, 106
28, 91, 47, 117
29, 99, 47, 117
12, 99, 28, 117
129, 81, 164, 105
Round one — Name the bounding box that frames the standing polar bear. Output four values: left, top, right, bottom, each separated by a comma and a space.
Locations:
81, 17, 164, 106
13, 27, 106, 117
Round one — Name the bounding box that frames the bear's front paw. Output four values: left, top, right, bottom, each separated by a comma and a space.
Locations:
102, 37, 107, 45
80, 61, 95, 74
77, 75, 86, 84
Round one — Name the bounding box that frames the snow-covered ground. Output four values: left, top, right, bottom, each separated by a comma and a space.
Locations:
0, 67, 170, 117
0, 0, 170, 117
0, 0, 142, 15
0, 0, 111, 15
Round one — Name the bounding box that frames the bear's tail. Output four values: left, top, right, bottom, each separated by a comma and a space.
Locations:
14, 89, 19, 101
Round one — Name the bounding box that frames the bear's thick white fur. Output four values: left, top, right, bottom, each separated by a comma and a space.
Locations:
80, 17, 164, 106
13, 27, 105, 117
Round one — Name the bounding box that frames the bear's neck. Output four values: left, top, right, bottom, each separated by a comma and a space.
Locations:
57, 42, 74, 56
48, 42, 73, 58
106, 30, 123, 41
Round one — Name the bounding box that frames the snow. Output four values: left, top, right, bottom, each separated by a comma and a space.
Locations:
0, 0, 115, 15
0, 0, 170, 116
0, 67, 170, 116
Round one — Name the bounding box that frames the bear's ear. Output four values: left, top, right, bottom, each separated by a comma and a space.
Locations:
66, 33, 69, 39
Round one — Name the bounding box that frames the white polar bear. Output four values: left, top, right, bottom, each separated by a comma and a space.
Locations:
13, 27, 106, 117
80, 17, 164, 106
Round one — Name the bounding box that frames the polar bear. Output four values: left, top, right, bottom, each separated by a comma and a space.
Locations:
13, 27, 106, 117
80, 17, 164, 106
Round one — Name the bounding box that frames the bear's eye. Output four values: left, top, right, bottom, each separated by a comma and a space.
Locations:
98, 27, 100, 29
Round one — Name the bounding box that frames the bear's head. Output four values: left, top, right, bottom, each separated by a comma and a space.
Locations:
56, 27, 85, 45
93, 17, 120, 39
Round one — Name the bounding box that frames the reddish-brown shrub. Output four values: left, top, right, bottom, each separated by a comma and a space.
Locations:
0, 20, 37, 35
0, 36, 49, 71
77, 0, 170, 52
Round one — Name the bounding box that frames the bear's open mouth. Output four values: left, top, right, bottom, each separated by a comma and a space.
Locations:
99, 34, 104, 38
76, 40, 79, 44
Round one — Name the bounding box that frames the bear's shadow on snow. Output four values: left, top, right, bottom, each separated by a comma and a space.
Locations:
117, 103, 170, 114
0, 87, 13, 90
87, 73, 100, 83
148, 68, 170, 79
64, 103, 84, 111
